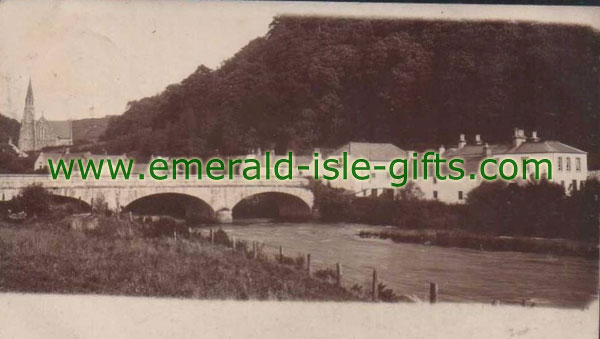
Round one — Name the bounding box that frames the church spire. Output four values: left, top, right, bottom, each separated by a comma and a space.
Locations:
25, 78, 34, 106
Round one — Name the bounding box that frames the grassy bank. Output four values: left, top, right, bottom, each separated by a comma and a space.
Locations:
0, 219, 359, 301
358, 229, 599, 259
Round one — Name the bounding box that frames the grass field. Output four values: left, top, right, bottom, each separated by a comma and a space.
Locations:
0, 219, 358, 301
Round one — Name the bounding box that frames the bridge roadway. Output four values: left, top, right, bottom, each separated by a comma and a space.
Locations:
0, 175, 314, 223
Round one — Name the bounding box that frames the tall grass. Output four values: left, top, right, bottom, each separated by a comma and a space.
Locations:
0, 220, 358, 301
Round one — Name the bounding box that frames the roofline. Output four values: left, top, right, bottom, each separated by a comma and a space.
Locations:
496, 151, 587, 155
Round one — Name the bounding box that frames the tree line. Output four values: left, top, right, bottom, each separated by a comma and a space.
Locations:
99, 16, 599, 169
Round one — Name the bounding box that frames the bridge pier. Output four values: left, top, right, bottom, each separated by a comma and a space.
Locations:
215, 209, 233, 223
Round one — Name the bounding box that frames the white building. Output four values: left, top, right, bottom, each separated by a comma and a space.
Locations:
318, 142, 408, 197
417, 128, 588, 204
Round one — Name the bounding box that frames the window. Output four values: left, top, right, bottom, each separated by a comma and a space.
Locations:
557, 157, 562, 171
458, 191, 463, 200
576, 158, 581, 171
522, 157, 530, 173
371, 189, 378, 197
372, 172, 376, 179
566, 157, 571, 171
433, 176, 437, 184
363, 190, 367, 197
433, 191, 438, 199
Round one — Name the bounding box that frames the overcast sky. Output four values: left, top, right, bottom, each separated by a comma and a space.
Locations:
1, 0, 598, 121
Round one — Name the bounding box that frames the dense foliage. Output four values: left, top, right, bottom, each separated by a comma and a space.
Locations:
465, 179, 599, 240
100, 17, 600, 168
10, 183, 52, 217
0, 145, 36, 174
312, 178, 599, 242
0, 114, 20, 144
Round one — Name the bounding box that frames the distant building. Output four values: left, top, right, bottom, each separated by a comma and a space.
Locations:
18, 80, 73, 152
34, 150, 92, 172
321, 141, 408, 197
418, 128, 589, 203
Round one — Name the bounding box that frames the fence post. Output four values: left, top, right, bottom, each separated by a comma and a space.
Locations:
173, 230, 177, 241
430, 282, 438, 304
232, 236, 236, 251
279, 246, 283, 263
372, 269, 378, 301
210, 229, 214, 244
252, 242, 257, 259
336, 263, 342, 287
307, 254, 312, 277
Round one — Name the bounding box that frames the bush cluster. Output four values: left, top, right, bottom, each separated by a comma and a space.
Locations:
312, 178, 599, 242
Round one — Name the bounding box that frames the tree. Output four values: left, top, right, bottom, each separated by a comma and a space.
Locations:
97, 17, 600, 166
12, 184, 52, 217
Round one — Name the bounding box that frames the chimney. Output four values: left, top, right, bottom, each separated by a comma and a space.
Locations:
531, 131, 540, 142
65, 148, 70, 155
458, 134, 466, 149
256, 147, 262, 156
439, 145, 445, 154
475, 134, 482, 145
513, 128, 526, 148
483, 143, 492, 157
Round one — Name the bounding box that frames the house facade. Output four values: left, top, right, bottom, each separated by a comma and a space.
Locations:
416, 129, 588, 204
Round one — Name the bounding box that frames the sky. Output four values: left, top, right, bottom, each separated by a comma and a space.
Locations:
1, 0, 599, 122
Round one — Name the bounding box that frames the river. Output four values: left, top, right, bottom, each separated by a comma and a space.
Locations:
218, 221, 598, 308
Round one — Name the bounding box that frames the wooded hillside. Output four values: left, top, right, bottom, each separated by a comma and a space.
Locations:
100, 17, 600, 166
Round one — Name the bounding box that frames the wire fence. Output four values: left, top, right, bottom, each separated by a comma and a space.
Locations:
191, 227, 535, 306
190, 227, 440, 303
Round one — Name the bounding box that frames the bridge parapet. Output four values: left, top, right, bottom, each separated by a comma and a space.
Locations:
0, 174, 310, 188
0, 175, 314, 223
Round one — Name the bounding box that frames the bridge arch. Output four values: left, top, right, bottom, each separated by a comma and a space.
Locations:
231, 191, 312, 221
122, 193, 215, 222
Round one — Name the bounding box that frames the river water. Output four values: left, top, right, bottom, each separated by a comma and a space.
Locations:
219, 221, 598, 308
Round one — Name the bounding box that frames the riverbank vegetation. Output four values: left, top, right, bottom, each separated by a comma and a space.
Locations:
311, 178, 599, 256
0, 217, 359, 301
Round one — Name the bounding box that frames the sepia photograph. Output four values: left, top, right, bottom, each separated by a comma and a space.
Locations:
0, 1, 598, 338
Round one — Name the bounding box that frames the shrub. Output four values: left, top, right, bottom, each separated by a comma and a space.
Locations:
314, 268, 337, 283
213, 229, 231, 246
12, 184, 51, 217
377, 283, 401, 302
143, 217, 189, 238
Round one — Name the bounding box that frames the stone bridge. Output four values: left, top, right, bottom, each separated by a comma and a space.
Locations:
0, 175, 314, 222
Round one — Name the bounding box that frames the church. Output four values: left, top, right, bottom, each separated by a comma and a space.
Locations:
17, 80, 73, 152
